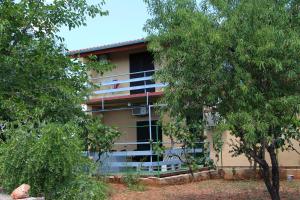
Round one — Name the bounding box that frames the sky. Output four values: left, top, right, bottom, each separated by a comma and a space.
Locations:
59, 0, 150, 51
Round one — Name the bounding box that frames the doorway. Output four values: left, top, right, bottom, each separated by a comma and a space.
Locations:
129, 52, 155, 94
136, 120, 162, 151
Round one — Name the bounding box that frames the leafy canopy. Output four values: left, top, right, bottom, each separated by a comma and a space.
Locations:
145, 0, 300, 159
0, 1, 119, 199
0, 0, 108, 125
145, 0, 300, 199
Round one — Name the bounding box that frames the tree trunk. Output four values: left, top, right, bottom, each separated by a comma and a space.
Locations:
260, 163, 280, 200
253, 146, 258, 174
250, 145, 280, 200
188, 162, 195, 180
258, 147, 280, 200
267, 145, 280, 200
185, 153, 195, 180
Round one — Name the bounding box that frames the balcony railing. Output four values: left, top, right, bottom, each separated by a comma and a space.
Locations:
86, 141, 208, 175
90, 69, 167, 95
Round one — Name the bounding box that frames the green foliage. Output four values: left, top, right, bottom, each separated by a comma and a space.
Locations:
145, 0, 300, 199
0, 0, 114, 199
0, 0, 107, 40
123, 173, 145, 191
0, 122, 91, 198
0, 0, 109, 126
152, 140, 165, 156
160, 116, 213, 172
162, 117, 204, 147
0, 119, 117, 199
198, 142, 215, 169
212, 123, 227, 164
83, 116, 121, 155
54, 176, 108, 200
145, 0, 300, 147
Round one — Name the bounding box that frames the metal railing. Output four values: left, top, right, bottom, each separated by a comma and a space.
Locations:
90, 69, 167, 95
87, 141, 208, 176
84, 124, 209, 176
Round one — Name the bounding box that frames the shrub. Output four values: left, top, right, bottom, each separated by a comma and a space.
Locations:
54, 176, 108, 200
0, 121, 107, 199
123, 173, 145, 191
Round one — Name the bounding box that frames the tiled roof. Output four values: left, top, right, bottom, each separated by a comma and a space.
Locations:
67, 38, 146, 55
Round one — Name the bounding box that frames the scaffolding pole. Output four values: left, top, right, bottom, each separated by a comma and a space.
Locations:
148, 104, 153, 171
148, 104, 167, 172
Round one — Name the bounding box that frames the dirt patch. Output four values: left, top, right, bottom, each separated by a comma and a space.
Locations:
109, 180, 300, 200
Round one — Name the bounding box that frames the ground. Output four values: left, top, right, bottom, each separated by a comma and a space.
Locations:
109, 180, 300, 200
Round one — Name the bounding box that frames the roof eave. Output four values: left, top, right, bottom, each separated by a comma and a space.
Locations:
67, 38, 147, 57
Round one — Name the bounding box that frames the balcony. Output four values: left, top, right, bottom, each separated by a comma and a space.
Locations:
90, 69, 167, 98
86, 140, 207, 175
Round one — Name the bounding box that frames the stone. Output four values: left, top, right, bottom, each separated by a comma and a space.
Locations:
194, 171, 210, 181
0, 193, 11, 200
223, 169, 235, 180
209, 170, 221, 179
218, 169, 225, 178
11, 184, 30, 200
139, 177, 158, 186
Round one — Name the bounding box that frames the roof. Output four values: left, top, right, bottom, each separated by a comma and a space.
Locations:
67, 38, 146, 56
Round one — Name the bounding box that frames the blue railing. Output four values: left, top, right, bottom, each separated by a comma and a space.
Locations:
86, 141, 208, 176
91, 69, 167, 95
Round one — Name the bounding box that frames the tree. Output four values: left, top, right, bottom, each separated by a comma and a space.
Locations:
82, 116, 121, 162
0, 121, 94, 198
0, 0, 108, 131
158, 117, 213, 178
144, 0, 300, 199
0, 0, 119, 199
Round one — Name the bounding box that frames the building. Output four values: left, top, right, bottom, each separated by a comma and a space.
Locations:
68, 38, 300, 175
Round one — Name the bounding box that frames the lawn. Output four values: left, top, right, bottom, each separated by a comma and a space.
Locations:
109, 180, 300, 200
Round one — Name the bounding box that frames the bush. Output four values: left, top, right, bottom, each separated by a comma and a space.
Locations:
123, 173, 145, 191
54, 176, 108, 200
0, 121, 107, 199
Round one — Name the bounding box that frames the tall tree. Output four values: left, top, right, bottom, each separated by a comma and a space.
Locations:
0, 0, 108, 128
145, 0, 300, 199
0, 1, 119, 199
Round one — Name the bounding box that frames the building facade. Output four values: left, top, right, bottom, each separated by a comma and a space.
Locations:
69, 39, 300, 174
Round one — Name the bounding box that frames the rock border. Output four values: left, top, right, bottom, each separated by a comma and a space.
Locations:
107, 168, 300, 186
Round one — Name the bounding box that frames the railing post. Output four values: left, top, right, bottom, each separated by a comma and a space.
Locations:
101, 97, 104, 110
146, 92, 149, 105
156, 124, 160, 177
148, 105, 153, 172
143, 71, 147, 93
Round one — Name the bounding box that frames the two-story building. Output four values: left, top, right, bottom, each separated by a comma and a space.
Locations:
69, 39, 195, 175
71, 39, 164, 150
69, 38, 300, 175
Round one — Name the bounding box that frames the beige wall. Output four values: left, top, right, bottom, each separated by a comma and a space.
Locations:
277, 140, 300, 167
91, 51, 131, 99
87, 50, 161, 99
94, 108, 299, 167
207, 130, 300, 167
95, 109, 160, 151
